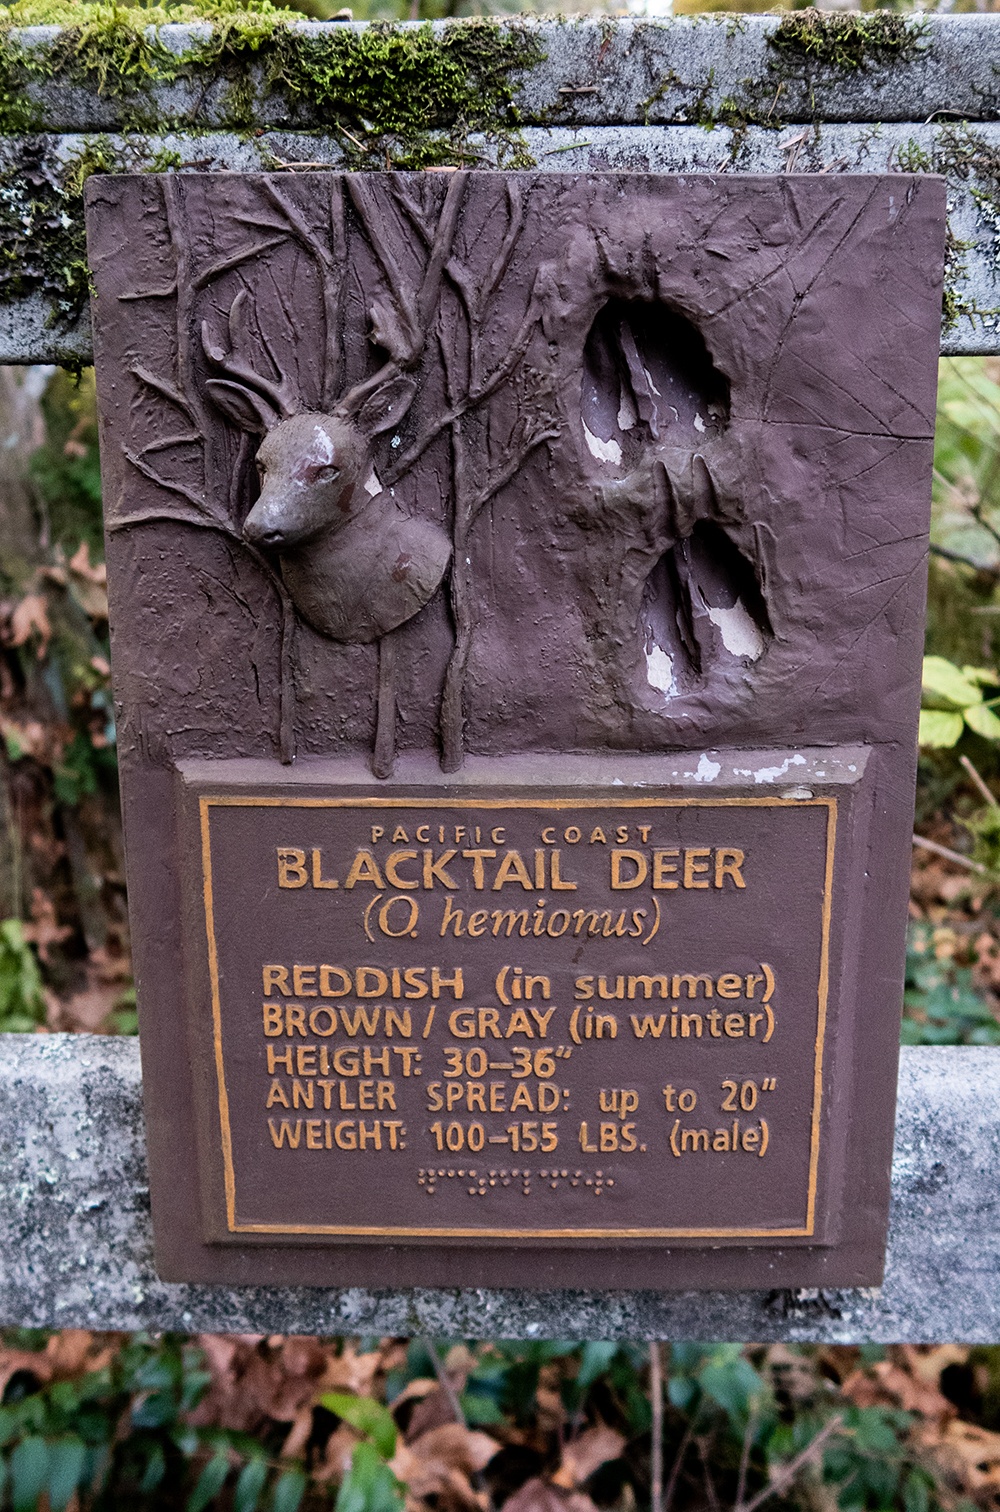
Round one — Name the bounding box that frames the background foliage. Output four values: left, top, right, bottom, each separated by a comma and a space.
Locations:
2, 1334, 1000, 1512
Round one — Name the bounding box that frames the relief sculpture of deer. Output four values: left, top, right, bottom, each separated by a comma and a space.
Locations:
201, 289, 451, 647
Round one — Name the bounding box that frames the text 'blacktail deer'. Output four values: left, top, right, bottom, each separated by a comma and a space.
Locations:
202, 290, 451, 645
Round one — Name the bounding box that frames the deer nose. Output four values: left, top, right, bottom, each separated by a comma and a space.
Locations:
247, 522, 286, 548
244, 496, 290, 549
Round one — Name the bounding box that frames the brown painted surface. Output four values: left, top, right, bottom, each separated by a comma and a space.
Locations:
85, 172, 945, 1288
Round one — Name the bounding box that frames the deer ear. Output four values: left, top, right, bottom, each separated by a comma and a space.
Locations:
354, 374, 418, 438
206, 379, 276, 435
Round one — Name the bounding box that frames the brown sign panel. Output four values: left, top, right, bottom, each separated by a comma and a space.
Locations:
86, 171, 945, 1288
199, 787, 836, 1242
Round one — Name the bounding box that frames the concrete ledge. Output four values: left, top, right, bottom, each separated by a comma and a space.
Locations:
5, 16, 1000, 131
0, 1038, 998, 1340
3, 122, 1000, 366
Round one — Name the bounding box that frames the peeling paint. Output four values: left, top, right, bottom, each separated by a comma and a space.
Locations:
751, 753, 807, 784
694, 752, 721, 782
707, 599, 766, 660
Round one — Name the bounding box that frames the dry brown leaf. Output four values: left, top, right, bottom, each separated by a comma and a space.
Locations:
903, 1344, 969, 1388
317, 1342, 382, 1398
443, 1345, 478, 1384
9, 592, 51, 657
314, 1422, 360, 1484
189, 1336, 331, 1431
67, 543, 108, 621
45, 1331, 115, 1377
391, 1377, 440, 1414
22, 886, 70, 963
841, 1361, 954, 1426
59, 980, 122, 1033
501, 1476, 601, 1512
551, 1425, 626, 1490
393, 1425, 498, 1512
281, 1402, 315, 1460
0, 1331, 116, 1399
407, 1424, 500, 1476
279, 1336, 327, 1379
923, 1419, 1000, 1500
68, 542, 106, 584
405, 1387, 461, 1442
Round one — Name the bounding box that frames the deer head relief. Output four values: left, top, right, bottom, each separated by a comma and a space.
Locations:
246, 414, 367, 550
201, 292, 451, 646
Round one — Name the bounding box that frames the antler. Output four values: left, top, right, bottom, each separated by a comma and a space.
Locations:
335, 173, 468, 426
201, 289, 298, 434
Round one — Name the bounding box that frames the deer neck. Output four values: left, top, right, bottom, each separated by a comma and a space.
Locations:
276, 491, 401, 642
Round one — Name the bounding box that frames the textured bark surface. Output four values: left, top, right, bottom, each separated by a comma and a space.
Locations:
88, 171, 945, 771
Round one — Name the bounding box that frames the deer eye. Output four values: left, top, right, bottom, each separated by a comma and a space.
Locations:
316, 464, 340, 482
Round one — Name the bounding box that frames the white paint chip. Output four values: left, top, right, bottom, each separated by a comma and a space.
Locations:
694, 753, 721, 783
646, 645, 674, 696
753, 754, 806, 785
583, 420, 622, 465
707, 599, 765, 660
312, 423, 335, 463
363, 466, 381, 498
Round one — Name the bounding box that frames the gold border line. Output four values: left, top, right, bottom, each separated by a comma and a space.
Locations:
804, 797, 837, 1235
199, 793, 836, 1241
201, 797, 238, 1233
203, 795, 831, 810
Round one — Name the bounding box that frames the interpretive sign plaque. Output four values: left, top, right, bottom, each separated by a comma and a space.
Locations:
86, 170, 945, 1288
197, 786, 836, 1242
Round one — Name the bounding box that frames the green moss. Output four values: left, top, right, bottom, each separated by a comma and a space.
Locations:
642, 8, 925, 137
767, 10, 925, 73
266, 21, 540, 140
0, 137, 97, 323
0, 0, 291, 132
0, 4, 543, 153
897, 125, 1000, 334
0, 9, 544, 331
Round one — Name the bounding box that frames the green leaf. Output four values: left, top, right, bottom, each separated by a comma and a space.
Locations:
576, 1342, 618, 1393
132, 1390, 177, 1429
918, 708, 964, 748
188, 1451, 231, 1512
698, 1352, 764, 1421
234, 1458, 269, 1512
903, 1467, 931, 1512
459, 1392, 506, 1426
10, 1436, 49, 1512
667, 1376, 696, 1410
965, 702, 1000, 739
922, 655, 983, 710
140, 1443, 166, 1495
335, 1442, 404, 1512
46, 1437, 86, 1512
271, 1467, 307, 1512
0, 919, 45, 1029
963, 665, 1000, 687
322, 1394, 397, 1459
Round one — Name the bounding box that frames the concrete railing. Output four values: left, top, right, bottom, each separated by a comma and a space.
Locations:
0, 15, 998, 361
0, 1037, 998, 1341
